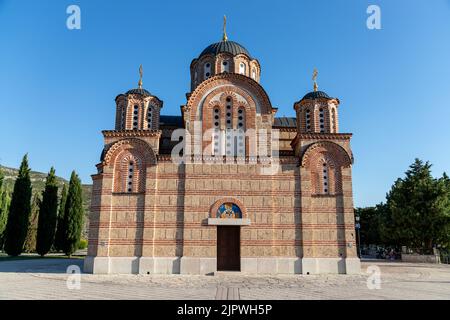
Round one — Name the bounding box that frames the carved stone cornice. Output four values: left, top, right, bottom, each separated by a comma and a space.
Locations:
102, 130, 162, 138
290, 133, 352, 151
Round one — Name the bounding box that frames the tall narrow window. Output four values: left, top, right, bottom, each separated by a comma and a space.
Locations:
236, 107, 245, 156
319, 108, 325, 133
239, 62, 246, 75
222, 60, 230, 73
331, 108, 336, 133
251, 68, 256, 80
322, 162, 329, 194
305, 109, 311, 132
121, 106, 126, 130
147, 105, 153, 129
204, 62, 211, 79
133, 105, 139, 130
127, 161, 134, 193
213, 107, 221, 156
225, 97, 233, 156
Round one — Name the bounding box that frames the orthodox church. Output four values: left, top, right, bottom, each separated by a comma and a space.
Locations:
84, 18, 360, 274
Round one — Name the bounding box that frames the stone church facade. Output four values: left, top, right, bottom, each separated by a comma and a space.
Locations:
84, 28, 360, 275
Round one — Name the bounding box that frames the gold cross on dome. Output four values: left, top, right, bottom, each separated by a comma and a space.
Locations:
138, 64, 143, 89
312, 68, 318, 92
223, 15, 228, 41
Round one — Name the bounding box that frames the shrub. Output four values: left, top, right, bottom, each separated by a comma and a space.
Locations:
78, 238, 88, 250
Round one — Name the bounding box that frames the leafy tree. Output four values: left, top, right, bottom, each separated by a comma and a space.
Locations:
355, 206, 383, 246
54, 183, 67, 252
36, 167, 59, 256
62, 171, 84, 257
381, 159, 450, 253
23, 194, 41, 253
4, 154, 33, 256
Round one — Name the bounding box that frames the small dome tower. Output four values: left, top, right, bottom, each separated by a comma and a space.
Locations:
114, 65, 163, 131
294, 69, 340, 134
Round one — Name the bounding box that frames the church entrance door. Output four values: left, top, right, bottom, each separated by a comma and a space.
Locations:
217, 226, 240, 271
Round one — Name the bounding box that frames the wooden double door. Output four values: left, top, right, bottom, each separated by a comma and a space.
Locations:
217, 226, 240, 271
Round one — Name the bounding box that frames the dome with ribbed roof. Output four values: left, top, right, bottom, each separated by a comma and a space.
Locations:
301, 90, 331, 100
199, 40, 251, 59
125, 88, 151, 96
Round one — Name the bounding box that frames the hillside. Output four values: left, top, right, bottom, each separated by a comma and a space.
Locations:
0, 165, 92, 235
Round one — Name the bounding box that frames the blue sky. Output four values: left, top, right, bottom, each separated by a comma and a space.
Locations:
0, 0, 449, 207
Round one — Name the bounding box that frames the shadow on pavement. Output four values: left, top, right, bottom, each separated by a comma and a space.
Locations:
0, 258, 84, 274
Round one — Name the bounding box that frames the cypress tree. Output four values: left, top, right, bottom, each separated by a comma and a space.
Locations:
4, 154, 33, 256
0, 168, 9, 249
0, 191, 10, 250
62, 171, 84, 257
23, 194, 41, 253
36, 167, 59, 256
54, 183, 67, 252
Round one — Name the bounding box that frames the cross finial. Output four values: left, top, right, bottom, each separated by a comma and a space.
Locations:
138, 64, 143, 89
223, 15, 228, 41
312, 68, 318, 92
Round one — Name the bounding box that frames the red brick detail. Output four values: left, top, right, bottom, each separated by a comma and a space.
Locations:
103, 138, 156, 167
301, 141, 352, 168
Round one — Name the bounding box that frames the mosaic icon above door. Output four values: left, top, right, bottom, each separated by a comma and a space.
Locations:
217, 203, 242, 219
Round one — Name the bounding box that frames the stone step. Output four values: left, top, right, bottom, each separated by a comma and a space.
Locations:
214, 271, 243, 276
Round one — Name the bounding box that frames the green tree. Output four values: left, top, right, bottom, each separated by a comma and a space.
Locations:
62, 171, 84, 257
0, 191, 10, 249
4, 154, 33, 256
23, 194, 41, 253
0, 168, 10, 249
54, 183, 67, 252
382, 159, 450, 253
36, 167, 59, 256
355, 206, 383, 246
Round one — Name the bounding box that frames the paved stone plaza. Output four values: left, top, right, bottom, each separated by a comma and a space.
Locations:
0, 258, 449, 300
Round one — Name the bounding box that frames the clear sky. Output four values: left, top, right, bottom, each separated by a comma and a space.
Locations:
0, 0, 449, 207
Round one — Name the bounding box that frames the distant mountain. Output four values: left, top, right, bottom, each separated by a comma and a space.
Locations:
0, 165, 92, 236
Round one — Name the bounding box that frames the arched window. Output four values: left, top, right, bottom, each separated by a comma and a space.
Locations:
113, 152, 146, 193
133, 105, 139, 130
239, 62, 246, 75
222, 60, 230, 73
225, 97, 233, 156
331, 108, 336, 133
147, 105, 153, 129
251, 68, 256, 80
319, 108, 325, 133
121, 106, 126, 130
126, 161, 134, 193
322, 162, 329, 194
217, 203, 242, 219
305, 109, 311, 132
204, 62, 211, 79
236, 107, 245, 156
213, 107, 221, 156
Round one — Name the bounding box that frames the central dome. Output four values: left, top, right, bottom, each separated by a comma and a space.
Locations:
199, 40, 251, 58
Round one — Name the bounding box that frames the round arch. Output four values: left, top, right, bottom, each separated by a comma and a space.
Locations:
300, 141, 353, 169
210, 197, 248, 219
102, 138, 157, 168
187, 73, 273, 122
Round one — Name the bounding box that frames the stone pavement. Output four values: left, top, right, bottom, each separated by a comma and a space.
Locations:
0, 258, 449, 300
